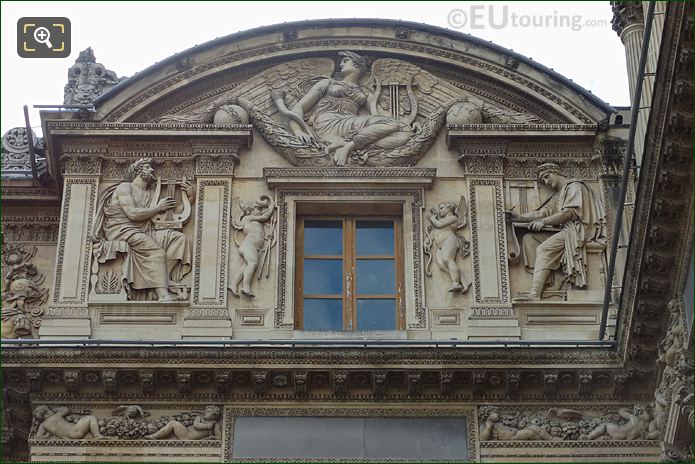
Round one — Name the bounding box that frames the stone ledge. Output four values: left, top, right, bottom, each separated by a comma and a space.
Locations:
264, 167, 437, 188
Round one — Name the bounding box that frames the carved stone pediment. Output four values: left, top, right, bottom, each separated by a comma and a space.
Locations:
155, 53, 543, 167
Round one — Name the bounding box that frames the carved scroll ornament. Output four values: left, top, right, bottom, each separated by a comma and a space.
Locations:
1, 243, 48, 339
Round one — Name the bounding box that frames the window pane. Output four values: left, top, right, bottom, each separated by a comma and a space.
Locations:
356, 220, 394, 256
356, 259, 395, 294
304, 259, 343, 295
304, 220, 342, 255
303, 299, 343, 331
357, 299, 396, 330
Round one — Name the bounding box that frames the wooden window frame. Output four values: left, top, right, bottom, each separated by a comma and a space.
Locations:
294, 212, 404, 331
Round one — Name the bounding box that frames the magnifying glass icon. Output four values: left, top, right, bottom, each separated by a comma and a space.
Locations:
33, 27, 53, 49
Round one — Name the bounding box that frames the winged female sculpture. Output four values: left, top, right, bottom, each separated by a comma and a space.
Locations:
158, 51, 540, 167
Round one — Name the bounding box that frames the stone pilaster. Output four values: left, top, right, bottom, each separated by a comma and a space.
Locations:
182, 144, 239, 339
458, 147, 519, 340
40, 147, 106, 339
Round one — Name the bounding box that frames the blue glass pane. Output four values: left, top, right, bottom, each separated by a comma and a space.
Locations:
304, 259, 343, 295
356, 220, 394, 256
357, 299, 396, 330
356, 259, 395, 294
303, 299, 343, 331
304, 220, 342, 255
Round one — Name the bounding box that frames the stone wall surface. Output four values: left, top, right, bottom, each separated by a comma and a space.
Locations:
1, 11, 692, 462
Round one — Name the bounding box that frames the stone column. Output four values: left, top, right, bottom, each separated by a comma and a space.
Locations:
458, 149, 520, 340
40, 148, 106, 339
612, 1, 647, 164
182, 144, 239, 339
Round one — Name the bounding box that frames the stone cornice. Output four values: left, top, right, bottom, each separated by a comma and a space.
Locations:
264, 167, 437, 188
3, 359, 653, 403
91, 33, 609, 126
3, 345, 620, 368
46, 121, 253, 141
614, 2, 693, 373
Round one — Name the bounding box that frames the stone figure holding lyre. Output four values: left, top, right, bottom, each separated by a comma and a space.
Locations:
90, 158, 194, 301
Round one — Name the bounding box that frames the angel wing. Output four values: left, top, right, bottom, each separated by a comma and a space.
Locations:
476, 100, 543, 124
455, 195, 468, 229
370, 58, 545, 124
112, 405, 148, 418
231, 197, 244, 231
156, 95, 234, 124
548, 408, 586, 421
157, 58, 336, 124
454, 195, 470, 258
111, 405, 132, 417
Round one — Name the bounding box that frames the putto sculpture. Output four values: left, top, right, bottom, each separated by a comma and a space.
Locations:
505, 162, 606, 300
145, 405, 221, 440
33, 406, 103, 440
424, 197, 471, 293
90, 158, 194, 301
229, 195, 276, 298
159, 51, 540, 167
478, 405, 657, 442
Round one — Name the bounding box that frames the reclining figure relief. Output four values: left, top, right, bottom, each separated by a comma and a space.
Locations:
158, 52, 542, 167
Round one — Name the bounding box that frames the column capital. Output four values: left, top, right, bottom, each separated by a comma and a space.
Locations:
611, 1, 645, 37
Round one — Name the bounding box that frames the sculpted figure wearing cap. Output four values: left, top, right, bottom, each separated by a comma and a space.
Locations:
505, 163, 606, 299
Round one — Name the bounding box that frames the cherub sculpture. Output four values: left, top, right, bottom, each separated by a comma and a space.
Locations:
229, 195, 276, 298
33, 406, 103, 440
579, 406, 651, 441
145, 405, 221, 440
424, 197, 470, 293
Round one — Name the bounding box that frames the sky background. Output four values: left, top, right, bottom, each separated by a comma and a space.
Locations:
1, 1, 629, 136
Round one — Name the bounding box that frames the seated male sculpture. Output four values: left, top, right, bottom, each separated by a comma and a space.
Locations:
91, 158, 193, 301
505, 162, 606, 299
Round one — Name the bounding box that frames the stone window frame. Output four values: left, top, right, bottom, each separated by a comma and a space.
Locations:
222, 405, 477, 462
294, 208, 405, 331
275, 188, 426, 331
